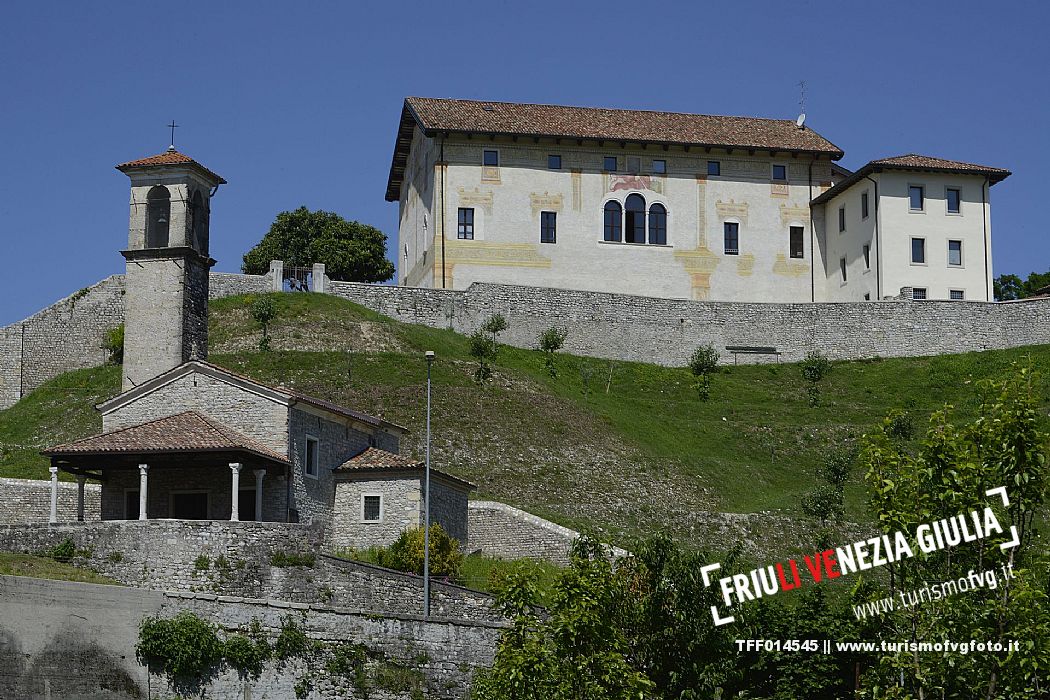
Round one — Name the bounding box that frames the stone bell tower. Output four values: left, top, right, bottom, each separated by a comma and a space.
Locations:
116, 147, 225, 390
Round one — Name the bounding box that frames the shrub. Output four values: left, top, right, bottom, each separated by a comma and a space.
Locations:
800, 350, 832, 406
101, 324, 124, 365
800, 485, 845, 526
136, 611, 224, 681
480, 313, 508, 342
468, 329, 498, 383
381, 524, 462, 578
885, 408, 914, 441
819, 448, 855, 488
269, 550, 316, 568
194, 555, 210, 571
250, 295, 278, 352
326, 641, 369, 677
223, 633, 269, 678
687, 344, 720, 401
274, 614, 310, 661
538, 326, 569, 378
47, 538, 75, 563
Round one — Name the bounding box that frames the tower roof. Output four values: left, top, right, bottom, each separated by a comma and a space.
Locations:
116, 148, 226, 184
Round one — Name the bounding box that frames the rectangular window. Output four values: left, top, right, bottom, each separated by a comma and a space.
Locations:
483, 150, 499, 167
861, 191, 870, 219
548, 154, 561, 170
838, 206, 846, 233
772, 164, 787, 181
603, 156, 617, 171
789, 226, 804, 259
840, 257, 847, 283
723, 222, 739, 255
863, 244, 871, 269
912, 288, 928, 300
626, 156, 641, 173
946, 187, 961, 214
911, 237, 926, 264
948, 239, 963, 266
909, 185, 925, 211
652, 159, 666, 174
540, 211, 557, 244
305, 436, 319, 478
950, 289, 965, 300
457, 208, 474, 240
864, 293, 871, 301
362, 495, 382, 522
707, 160, 721, 176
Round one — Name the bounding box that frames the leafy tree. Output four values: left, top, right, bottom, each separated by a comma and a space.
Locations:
482, 314, 508, 343
242, 207, 394, 283
469, 329, 498, 383
688, 344, 720, 401
380, 524, 463, 578
538, 326, 568, 379
250, 294, 278, 352
800, 350, 832, 407
101, 324, 124, 365
994, 269, 1050, 301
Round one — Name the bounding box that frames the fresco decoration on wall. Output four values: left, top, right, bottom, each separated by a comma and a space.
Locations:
605, 173, 664, 195
737, 252, 756, 277
716, 199, 749, 225
435, 240, 552, 289
772, 253, 809, 278
779, 203, 811, 225
572, 170, 582, 211
530, 192, 563, 218
457, 187, 494, 216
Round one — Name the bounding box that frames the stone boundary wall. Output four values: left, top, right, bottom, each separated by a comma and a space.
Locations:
0, 520, 501, 623
328, 280, 1050, 367
4, 269, 1048, 409
0, 573, 501, 699
467, 500, 627, 566
0, 477, 100, 524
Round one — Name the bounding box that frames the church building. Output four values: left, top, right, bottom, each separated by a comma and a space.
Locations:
387, 97, 1010, 302
42, 149, 473, 546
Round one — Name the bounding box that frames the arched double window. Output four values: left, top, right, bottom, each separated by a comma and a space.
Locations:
145, 186, 170, 248
602, 195, 669, 245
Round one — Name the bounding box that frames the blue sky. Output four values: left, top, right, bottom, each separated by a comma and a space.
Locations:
1, 1, 1047, 325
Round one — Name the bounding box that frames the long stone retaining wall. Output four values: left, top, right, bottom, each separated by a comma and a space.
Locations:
0, 574, 502, 699
0, 477, 100, 524
3, 267, 1048, 410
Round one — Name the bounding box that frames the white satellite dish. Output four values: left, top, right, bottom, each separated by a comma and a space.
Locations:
796, 113, 807, 129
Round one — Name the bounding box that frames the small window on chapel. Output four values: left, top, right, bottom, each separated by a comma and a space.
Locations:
362, 495, 382, 522
305, 436, 319, 479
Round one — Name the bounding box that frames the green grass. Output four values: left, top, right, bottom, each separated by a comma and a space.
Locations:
0, 552, 122, 585
3, 291, 1048, 552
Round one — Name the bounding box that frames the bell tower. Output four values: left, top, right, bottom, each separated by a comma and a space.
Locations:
116, 147, 225, 390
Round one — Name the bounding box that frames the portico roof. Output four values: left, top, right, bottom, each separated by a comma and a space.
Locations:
42, 411, 290, 467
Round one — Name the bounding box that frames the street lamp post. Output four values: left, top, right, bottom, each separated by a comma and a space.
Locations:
423, 350, 435, 618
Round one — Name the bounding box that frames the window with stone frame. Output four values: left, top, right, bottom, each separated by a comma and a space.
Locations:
362, 494, 382, 522
305, 436, 319, 479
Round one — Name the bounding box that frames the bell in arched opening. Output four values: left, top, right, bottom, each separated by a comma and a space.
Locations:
145, 186, 171, 248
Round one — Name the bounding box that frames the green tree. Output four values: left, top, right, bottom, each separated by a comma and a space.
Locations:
994, 269, 1050, 300
687, 344, 720, 401
800, 350, 832, 407
250, 294, 278, 352
538, 326, 568, 379
242, 207, 394, 283
101, 324, 124, 365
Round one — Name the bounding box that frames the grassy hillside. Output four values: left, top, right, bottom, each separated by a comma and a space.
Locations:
3, 291, 1048, 551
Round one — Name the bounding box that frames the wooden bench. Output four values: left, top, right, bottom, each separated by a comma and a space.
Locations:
725, 345, 783, 364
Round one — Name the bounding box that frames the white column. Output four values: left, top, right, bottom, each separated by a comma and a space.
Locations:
253, 469, 266, 522
138, 464, 148, 521
76, 476, 86, 522
230, 463, 242, 521
48, 466, 59, 524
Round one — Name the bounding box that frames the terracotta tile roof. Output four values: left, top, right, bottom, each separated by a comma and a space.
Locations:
115, 148, 226, 184
334, 447, 475, 490
43, 411, 289, 464
811, 153, 1011, 205
387, 97, 843, 200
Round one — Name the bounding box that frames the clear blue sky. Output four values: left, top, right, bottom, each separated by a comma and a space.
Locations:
2, 1, 1047, 325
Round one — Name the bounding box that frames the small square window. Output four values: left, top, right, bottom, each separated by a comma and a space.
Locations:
772, 164, 787, 182
305, 436, 319, 478
626, 156, 641, 173
948, 239, 963, 266
946, 188, 961, 214
950, 289, 965, 300
652, 159, 666, 174
723, 222, 739, 255
909, 185, 925, 211
362, 495, 381, 522
864, 293, 871, 301
911, 237, 926, 264
603, 156, 617, 171
483, 150, 499, 167
789, 226, 804, 259
863, 244, 871, 269
912, 288, 927, 300
457, 208, 475, 240
540, 211, 557, 244
840, 257, 847, 283
838, 206, 846, 233
861, 191, 870, 219
548, 154, 562, 170
707, 161, 720, 176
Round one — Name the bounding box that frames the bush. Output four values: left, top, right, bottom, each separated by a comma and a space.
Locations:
274, 614, 310, 661
885, 408, 914, 441
101, 324, 124, 365
538, 326, 568, 378
250, 295, 278, 352
223, 633, 269, 678
687, 344, 720, 401
136, 611, 224, 681
819, 448, 855, 488
481, 314, 508, 341
47, 538, 76, 563
381, 524, 463, 578
269, 550, 316, 568
800, 350, 832, 406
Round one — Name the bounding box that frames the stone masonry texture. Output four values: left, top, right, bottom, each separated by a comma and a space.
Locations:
0, 477, 101, 523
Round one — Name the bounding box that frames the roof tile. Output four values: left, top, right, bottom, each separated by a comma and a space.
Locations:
116, 149, 226, 184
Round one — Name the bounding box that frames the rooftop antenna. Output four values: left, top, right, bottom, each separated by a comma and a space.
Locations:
796, 81, 806, 130
167, 120, 179, 151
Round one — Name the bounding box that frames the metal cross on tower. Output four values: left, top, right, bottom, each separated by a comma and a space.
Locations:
167, 120, 179, 150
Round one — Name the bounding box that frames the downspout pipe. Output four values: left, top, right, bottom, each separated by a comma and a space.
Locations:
864, 174, 882, 300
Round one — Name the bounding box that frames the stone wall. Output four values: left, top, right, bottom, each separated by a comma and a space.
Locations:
467, 500, 626, 566
0, 477, 101, 524
328, 280, 1050, 366
0, 520, 501, 623
0, 573, 502, 699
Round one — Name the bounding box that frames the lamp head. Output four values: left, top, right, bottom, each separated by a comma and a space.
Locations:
425, 350, 435, 363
